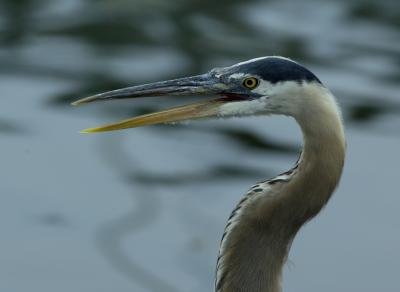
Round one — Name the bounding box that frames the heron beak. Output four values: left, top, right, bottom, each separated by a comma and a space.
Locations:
72, 74, 243, 133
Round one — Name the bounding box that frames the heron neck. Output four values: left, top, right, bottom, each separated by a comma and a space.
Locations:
269, 97, 346, 291
290, 92, 346, 221
216, 91, 345, 292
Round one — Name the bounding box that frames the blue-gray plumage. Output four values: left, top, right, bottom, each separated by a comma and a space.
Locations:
73, 56, 345, 292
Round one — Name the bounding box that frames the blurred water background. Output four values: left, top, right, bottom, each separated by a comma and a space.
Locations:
1, 0, 400, 291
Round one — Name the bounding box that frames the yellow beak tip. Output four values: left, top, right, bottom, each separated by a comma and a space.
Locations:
80, 128, 98, 134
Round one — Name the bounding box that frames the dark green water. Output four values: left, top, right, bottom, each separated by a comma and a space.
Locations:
1, 1, 399, 291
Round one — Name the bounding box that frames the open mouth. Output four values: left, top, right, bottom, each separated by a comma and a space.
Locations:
72, 74, 249, 133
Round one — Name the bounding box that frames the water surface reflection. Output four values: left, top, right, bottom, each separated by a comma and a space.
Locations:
1, 0, 399, 292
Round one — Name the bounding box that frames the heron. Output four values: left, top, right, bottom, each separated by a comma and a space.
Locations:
73, 56, 346, 292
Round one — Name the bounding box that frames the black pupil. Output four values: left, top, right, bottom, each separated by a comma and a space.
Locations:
246, 79, 255, 87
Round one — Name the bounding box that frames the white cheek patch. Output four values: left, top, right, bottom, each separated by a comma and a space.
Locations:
218, 97, 268, 117
252, 79, 273, 96
217, 79, 273, 117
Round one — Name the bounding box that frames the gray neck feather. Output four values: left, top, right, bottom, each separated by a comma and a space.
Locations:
216, 91, 346, 292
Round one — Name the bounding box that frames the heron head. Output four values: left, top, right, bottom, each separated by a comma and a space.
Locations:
73, 56, 323, 132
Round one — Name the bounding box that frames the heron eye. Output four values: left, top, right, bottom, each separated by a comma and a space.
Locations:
243, 77, 259, 89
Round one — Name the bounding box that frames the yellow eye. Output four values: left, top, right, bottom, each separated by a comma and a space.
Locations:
243, 77, 259, 89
